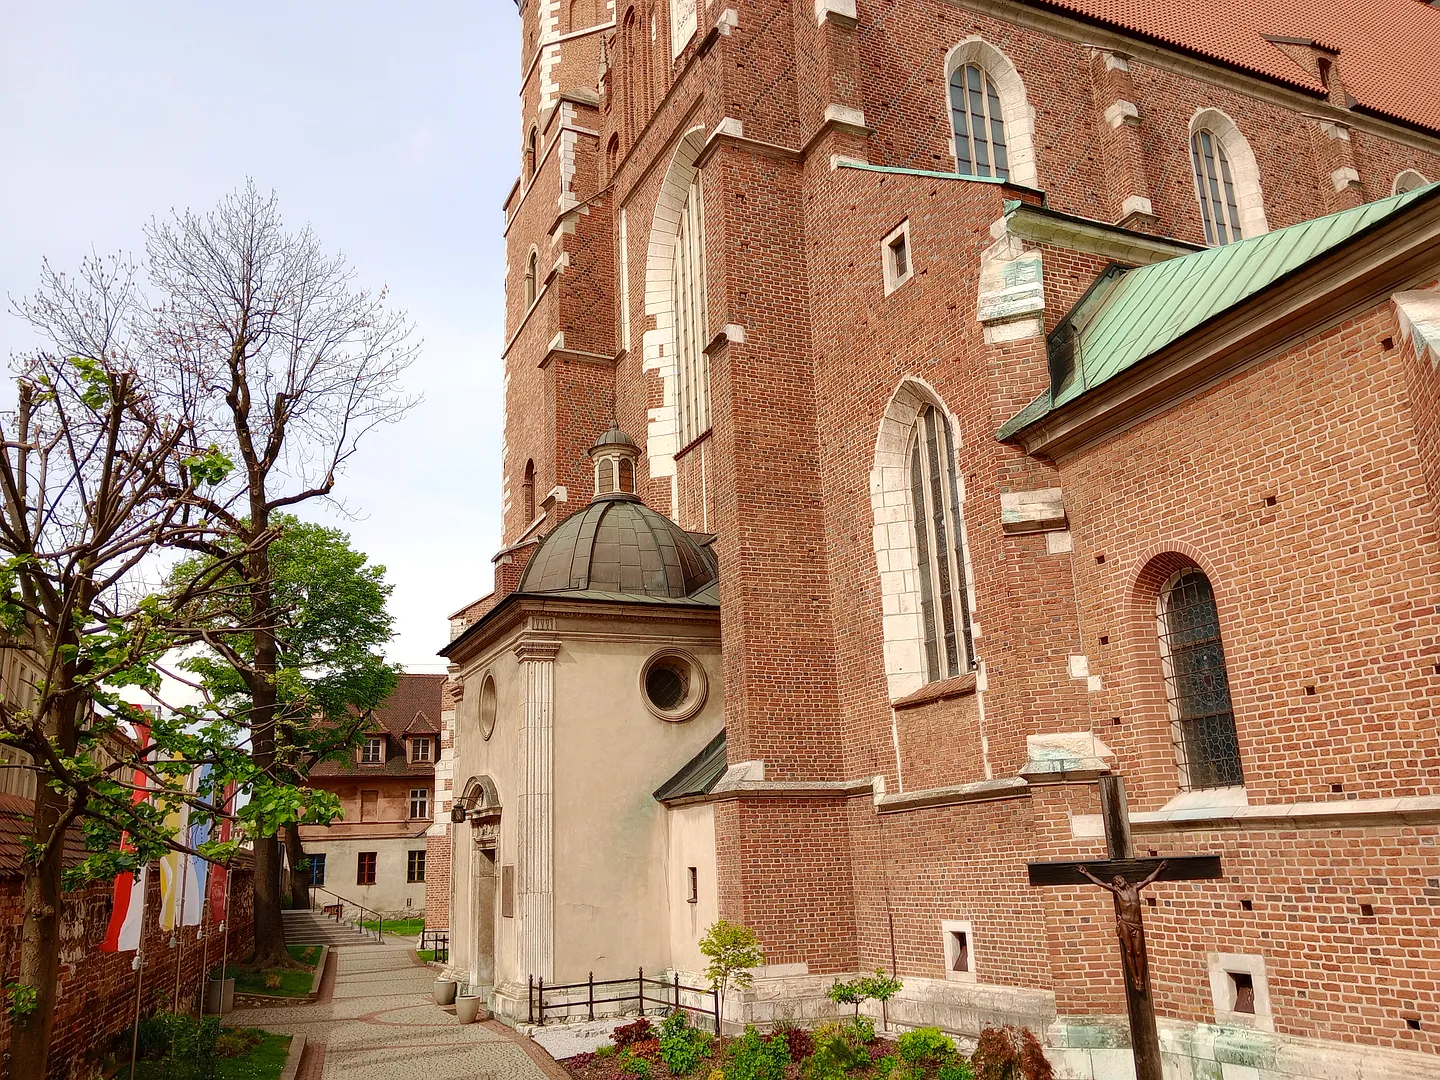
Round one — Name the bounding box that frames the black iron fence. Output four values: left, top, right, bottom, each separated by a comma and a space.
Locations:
420, 928, 450, 963
528, 968, 719, 1031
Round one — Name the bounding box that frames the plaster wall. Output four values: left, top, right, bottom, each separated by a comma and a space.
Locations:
550, 618, 723, 983
665, 802, 718, 975
303, 835, 428, 917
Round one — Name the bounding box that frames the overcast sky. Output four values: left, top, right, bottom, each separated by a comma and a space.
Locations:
1, 2, 519, 673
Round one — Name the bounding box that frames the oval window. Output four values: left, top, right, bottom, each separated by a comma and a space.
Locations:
479, 675, 497, 740
640, 650, 707, 721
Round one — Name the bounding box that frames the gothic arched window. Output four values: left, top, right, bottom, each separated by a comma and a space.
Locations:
525, 250, 538, 308
1190, 129, 1243, 246
522, 459, 536, 522
949, 63, 1008, 180
673, 172, 709, 446
1157, 568, 1244, 789
908, 404, 973, 682
526, 126, 538, 183
1394, 169, 1429, 194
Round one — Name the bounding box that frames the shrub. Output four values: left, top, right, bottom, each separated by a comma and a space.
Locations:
213, 1029, 262, 1058
804, 1033, 870, 1078
595, 1044, 617, 1058
264, 973, 283, 990
620, 1054, 653, 1079
848, 1016, 876, 1046
897, 1027, 955, 1067
780, 1026, 814, 1061
970, 1027, 1052, 1080
614, 1018, 657, 1049
568, 1052, 598, 1068
661, 1010, 714, 1075
724, 1028, 790, 1080
631, 1038, 663, 1064
937, 1064, 975, 1080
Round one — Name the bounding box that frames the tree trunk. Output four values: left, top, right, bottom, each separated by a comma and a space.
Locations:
9, 785, 65, 1080
283, 822, 309, 911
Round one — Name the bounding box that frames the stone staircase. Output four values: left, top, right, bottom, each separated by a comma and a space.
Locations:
282, 908, 380, 948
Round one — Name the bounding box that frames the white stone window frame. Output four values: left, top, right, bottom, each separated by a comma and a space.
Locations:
524, 245, 541, 310
942, 38, 1038, 189
1188, 108, 1269, 244
941, 919, 976, 982
882, 219, 913, 296
409, 786, 431, 820
1394, 169, 1430, 195
642, 126, 710, 514
1207, 952, 1273, 1031
870, 379, 977, 701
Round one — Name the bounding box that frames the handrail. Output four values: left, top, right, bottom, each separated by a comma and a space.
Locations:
309, 885, 384, 942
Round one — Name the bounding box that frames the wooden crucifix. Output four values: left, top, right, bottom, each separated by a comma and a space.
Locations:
1027, 775, 1223, 1080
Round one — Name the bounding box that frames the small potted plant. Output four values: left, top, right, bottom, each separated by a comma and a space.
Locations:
434, 976, 458, 1006
455, 986, 484, 1024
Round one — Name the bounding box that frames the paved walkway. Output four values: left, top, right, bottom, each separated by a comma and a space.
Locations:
231, 943, 565, 1080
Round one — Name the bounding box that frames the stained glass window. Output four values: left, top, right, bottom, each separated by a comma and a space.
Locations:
1157, 568, 1244, 789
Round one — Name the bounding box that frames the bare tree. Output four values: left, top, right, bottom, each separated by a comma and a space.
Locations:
141, 182, 418, 964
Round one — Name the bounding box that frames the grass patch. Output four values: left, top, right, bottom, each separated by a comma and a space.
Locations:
418, 948, 438, 962
229, 945, 322, 997
132, 1027, 291, 1080
360, 916, 424, 936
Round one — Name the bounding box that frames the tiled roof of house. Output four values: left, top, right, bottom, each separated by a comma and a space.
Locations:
309, 673, 444, 779
0, 793, 88, 876
1032, 0, 1440, 133
999, 182, 1439, 441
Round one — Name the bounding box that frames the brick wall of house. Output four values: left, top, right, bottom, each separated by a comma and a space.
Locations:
0, 863, 255, 1080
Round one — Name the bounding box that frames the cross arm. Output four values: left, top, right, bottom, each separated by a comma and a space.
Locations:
1027, 855, 1222, 888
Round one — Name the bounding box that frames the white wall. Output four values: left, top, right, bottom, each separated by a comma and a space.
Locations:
303, 835, 428, 918
666, 802, 718, 975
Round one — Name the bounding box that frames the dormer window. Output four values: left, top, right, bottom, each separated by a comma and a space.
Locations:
361, 736, 384, 765
410, 737, 432, 763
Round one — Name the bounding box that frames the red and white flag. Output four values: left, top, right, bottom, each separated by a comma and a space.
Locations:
100, 716, 152, 953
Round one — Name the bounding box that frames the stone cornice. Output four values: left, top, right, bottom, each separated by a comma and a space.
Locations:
1129, 794, 1440, 833
877, 777, 1030, 813
513, 634, 562, 663
1011, 190, 1440, 459
999, 202, 1197, 265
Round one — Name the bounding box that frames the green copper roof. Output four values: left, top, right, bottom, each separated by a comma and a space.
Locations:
653, 729, 727, 803
999, 182, 1439, 441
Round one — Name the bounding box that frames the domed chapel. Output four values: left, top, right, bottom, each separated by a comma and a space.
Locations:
426, 0, 1440, 1072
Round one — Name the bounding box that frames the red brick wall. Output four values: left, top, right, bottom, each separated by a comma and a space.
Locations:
0, 864, 255, 1080
424, 830, 452, 928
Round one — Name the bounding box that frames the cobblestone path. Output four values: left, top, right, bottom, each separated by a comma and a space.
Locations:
231, 943, 565, 1080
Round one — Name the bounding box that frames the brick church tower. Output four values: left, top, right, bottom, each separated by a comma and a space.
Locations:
442, 0, 1440, 1073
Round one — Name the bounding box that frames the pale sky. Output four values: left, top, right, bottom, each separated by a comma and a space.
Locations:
1, 2, 520, 673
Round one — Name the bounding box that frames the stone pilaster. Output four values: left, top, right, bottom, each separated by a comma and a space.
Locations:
514, 618, 561, 983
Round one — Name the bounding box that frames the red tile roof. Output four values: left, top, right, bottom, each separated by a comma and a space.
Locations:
0, 793, 88, 877
1031, 0, 1440, 133
309, 673, 445, 779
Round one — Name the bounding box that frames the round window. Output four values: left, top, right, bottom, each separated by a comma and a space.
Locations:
478, 675, 497, 740
640, 650, 707, 721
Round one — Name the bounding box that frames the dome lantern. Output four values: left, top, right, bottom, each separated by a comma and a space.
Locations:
589, 422, 640, 500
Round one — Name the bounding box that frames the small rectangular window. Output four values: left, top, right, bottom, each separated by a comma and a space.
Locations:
361, 737, 384, 764
501, 864, 516, 918
411, 738, 431, 763
408, 849, 426, 884
950, 931, 969, 973
309, 853, 327, 887
357, 851, 377, 886
687, 866, 698, 904
410, 788, 430, 819
941, 919, 975, 981
1229, 971, 1255, 1014
882, 221, 913, 295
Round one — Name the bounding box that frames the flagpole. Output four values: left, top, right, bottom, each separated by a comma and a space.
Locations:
197, 885, 211, 1016
218, 867, 233, 1024
173, 851, 188, 1012
128, 863, 149, 1080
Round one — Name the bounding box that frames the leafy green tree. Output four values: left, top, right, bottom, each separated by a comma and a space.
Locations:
0, 254, 344, 1076
699, 918, 765, 1036
172, 516, 399, 911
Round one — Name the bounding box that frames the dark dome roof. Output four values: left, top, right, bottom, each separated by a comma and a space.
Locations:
519, 495, 717, 599
590, 423, 640, 454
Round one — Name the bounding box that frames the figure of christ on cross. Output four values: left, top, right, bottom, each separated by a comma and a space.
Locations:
1026, 775, 1224, 1080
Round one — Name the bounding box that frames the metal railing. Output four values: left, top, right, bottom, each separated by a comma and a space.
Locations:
420, 928, 449, 963
528, 968, 719, 1031
309, 885, 385, 942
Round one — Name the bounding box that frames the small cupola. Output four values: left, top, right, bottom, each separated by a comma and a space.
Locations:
589, 423, 640, 500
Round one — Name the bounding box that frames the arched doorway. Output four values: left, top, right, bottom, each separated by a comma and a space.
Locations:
456, 776, 501, 992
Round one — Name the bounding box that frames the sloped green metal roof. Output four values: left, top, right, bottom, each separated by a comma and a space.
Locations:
653, 729, 727, 803
999, 182, 1439, 441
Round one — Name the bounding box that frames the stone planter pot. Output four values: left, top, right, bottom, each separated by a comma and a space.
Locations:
434, 978, 458, 1006
204, 977, 235, 1015
455, 994, 483, 1024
